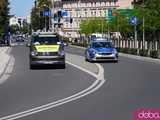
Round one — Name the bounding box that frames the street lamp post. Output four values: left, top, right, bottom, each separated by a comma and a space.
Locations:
142, 0, 145, 50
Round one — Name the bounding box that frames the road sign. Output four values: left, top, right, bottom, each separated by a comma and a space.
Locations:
43, 10, 51, 17
106, 8, 113, 22
117, 9, 136, 18
131, 16, 138, 25
108, 8, 112, 18
62, 10, 68, 17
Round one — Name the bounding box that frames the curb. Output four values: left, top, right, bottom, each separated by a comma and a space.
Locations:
0, 47, 12, 79
119, 53, 160, 64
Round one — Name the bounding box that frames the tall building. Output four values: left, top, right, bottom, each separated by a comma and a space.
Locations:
50, 0, 133, 38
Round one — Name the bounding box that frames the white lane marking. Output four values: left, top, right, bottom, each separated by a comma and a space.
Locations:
66, 61, 98, 78
0, 56, 15, 85
95, 63, 104, 80
0, 61, 105, 120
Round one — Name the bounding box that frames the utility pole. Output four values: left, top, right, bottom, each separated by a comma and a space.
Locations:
48, 0, 54, 32
108, 8, 112, 39
142, 0, 145, 50
100, 1, 103, 36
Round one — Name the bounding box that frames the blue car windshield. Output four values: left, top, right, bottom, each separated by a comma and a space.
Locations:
92, 42, 113, 48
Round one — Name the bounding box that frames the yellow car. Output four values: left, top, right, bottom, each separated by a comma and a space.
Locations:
29, 33, 66, 69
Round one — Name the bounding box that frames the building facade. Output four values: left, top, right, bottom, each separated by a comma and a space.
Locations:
50, 0, 133, 38
9, 16, 30, 27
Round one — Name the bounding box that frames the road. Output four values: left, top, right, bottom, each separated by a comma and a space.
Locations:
0, 44, 160, 120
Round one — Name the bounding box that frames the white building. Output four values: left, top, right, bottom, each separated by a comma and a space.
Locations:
117, 0, 133, 9
26, 16, 31, 24
9, 16, 19, 26
50, 0, 133, 38
9, 16, 30, 27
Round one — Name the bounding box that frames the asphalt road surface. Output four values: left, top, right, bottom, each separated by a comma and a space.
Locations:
0, 45, 95, 118
0, 45, 160, 120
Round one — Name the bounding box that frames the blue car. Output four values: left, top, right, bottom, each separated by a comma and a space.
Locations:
85, 40, 118, 62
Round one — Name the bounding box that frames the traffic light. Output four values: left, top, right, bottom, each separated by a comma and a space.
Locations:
58, 18, 61, 23
40, 11, 43, 17
58, 11, 62, 18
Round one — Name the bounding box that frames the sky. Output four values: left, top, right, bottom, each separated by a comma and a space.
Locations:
10, 0, 34, 17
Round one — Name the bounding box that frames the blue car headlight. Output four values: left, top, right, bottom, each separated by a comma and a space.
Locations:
91, 49, 97, 55
112, 49, 118, 54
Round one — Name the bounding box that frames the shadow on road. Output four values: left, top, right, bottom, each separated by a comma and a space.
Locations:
30, 64, 66, 70
89, 61, 118, 64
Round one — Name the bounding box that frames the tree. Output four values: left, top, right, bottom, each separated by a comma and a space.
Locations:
132, 0, 160, 57
80, 18, 108, 36
31, 0, 52, 31
9, 24, 19, 34
31, 7, 42, 31
0, 0, 9, 39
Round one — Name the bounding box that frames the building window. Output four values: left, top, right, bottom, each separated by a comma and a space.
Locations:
94, 11, 96, 16
91, 2, 93, 7
100, 11, 102, 16
104, 10, 107, 16
85, 2, 87, 7
66, 23, 68, 28
94, 2, 96, 7
91, 11, 93, 16
85, 11, 87, 17
76, 11, 78, 17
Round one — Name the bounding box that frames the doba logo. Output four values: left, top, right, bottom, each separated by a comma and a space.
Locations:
136, 109, 160, 120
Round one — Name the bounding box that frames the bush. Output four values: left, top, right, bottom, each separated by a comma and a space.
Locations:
121, 48, 130, 54
139, 49, 148, 57
129, 48, 137, 55
117, 48, 129, 54
150, 50, 158, 58
62, 37, 69, 43
117, 48, 138, 55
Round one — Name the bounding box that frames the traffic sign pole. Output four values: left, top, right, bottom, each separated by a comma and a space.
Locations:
107, 8, 112, 38
134, 25, 137, 48
130, 16, 138, 49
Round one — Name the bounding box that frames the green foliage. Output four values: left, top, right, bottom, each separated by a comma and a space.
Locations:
80, 10, 135, 38
145, 0, 160, 31
139, 49, 148, 56
0, 0, 9, 38
80, 18, 108, 36
31, 0, 51, 31
31, 8, 41, 31
110, 14, 134, 37
150, 50, 158, 58
37, 0, 52, 9
9, 25, 19, 34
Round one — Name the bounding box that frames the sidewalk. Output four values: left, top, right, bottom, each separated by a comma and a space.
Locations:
119, 53, 160, 64
0, 47, 12, 77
